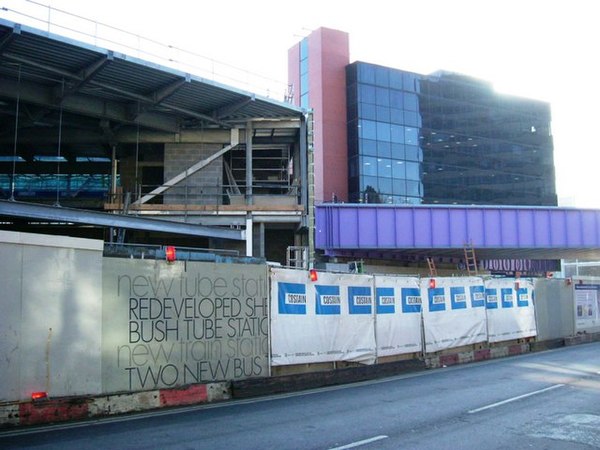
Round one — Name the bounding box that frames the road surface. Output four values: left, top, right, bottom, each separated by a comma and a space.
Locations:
2, 342, 600, 449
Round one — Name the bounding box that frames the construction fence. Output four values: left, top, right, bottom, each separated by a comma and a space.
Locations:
1, 231, 599, 405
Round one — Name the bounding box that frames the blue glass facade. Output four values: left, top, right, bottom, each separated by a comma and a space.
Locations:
346, 63, 557, 206
299, 38, 309, 109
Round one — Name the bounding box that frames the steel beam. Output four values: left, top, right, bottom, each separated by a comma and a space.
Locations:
0, 200, 245, 240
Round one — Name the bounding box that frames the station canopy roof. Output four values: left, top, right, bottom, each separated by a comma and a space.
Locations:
0, 17, 305, 162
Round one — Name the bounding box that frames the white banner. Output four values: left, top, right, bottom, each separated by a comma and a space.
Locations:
421, 277, 487, 353
270, 268, 376, 366
374, 276, 422, 357
485, 278, 537, 342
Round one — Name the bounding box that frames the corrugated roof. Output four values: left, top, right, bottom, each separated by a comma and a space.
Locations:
0, 18, 304, 130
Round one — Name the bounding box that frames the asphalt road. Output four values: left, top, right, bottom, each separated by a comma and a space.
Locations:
2, 342, 600, 449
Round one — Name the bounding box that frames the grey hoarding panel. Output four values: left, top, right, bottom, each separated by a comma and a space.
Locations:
101, 258, 269, 393
534, 279, 575, 341
0, 243, 23, 402
0, 232, 103, 402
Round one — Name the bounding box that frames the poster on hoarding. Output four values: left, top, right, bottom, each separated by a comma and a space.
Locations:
485, 278, 536, 342
421, 277, 487, 353
574, 284, 600, 330
270, 268, 376, 366
374, 276, 422, 357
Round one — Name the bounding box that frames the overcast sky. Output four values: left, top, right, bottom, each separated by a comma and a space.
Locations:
2, 0, 599, 207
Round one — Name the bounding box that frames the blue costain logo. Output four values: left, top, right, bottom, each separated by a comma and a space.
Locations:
348, 286, 372, 314
501, 288, 514, 308
401, 288, 421, 313
450, 286, 467, 310
517, 288, 529, 307
316, 285, 341, 315
485, 288, 498, 309
278, 282, 306, 314
428, 287, 446, 312
376, 287, 395, 314
470, 285, 485, 308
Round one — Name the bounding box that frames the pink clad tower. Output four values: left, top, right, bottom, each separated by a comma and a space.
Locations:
288, 28, 349, 203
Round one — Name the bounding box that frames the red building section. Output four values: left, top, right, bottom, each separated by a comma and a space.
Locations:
289, 28, 349, 203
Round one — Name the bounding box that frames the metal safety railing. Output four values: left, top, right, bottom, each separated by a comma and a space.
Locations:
106, 183, 300, 209
103, 242, 239, 260
0, 0, 290, 100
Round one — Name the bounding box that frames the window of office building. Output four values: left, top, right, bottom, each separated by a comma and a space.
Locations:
346, 63, 557, 206
300, 38, 309, 109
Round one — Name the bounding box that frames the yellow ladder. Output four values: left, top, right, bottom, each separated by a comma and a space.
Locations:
426, 257, 437, 277
464, 242, 478, 276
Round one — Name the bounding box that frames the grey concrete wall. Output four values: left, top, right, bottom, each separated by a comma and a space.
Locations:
533, 279, 575, 341
164, 143, 223, 204
0, 231, 104, 402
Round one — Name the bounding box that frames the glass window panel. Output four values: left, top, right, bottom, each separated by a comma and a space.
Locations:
405, 161, 420, 180
362, 156, 378, 176
391, 124, 405, 143
390, 108, 404, 124
389, 90, 404, 109
404, 111, 420, 127
375, 66, 389, 87
391, 143, 405, 159
347, 87, 358, 111
300, 39, 308, 60
360, 139, 378, 156
376, 106, 390, 122
300, 58, 308, 75
403, 73, 416, 91
406, 180, 421, 196
360, 102, 377, 120
361, 175, 378, 191
359, 84, 376, 104
393, 178, 406, 195
389, 71, 403, 90
376, 87, 390, 106
405, 145, 419, 161
359, 64, 376, 84
378, 158, 393, 178
300, 72, 309, 95
349, 156, 358, 177
392, 160, 406, 179
346, 65, 357, 85
405, 127, 418, 145
403, 92, 418, 111
300, 93, 309, 109
377, 121, 391, 142
377, 141, 391, 158
378, 177, 392, 195
360, 120, 377, 140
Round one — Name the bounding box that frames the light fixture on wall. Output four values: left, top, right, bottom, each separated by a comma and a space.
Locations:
309, 269, 318, 282
31, 391, 48, 401
165, 246, 177, 263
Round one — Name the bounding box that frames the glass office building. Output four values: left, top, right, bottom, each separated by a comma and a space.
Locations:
346, 62, 557, 206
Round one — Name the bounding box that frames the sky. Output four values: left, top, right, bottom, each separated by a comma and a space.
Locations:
2, 0, 599, 208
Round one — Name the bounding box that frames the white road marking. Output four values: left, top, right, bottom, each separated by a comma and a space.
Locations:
329, 435, 389, 450
468, 384, 565, 414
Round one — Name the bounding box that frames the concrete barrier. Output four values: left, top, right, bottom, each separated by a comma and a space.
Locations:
0, 382, 229, 429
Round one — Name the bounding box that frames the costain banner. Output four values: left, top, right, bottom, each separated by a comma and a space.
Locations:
421, 277, 487, 353
270, 268, 376, 366
373, 276, 422, 357
485, 278, 537, 342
